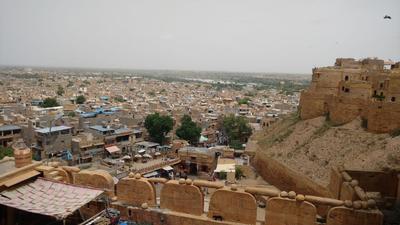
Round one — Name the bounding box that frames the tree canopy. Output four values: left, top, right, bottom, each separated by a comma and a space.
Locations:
144, 113, 173, 144
40, 98, 59, 108
56, 85, 64, 96
176, 115, 202, 145
76, 95, 86, 104
222, 114, 252, 149
0, 146, 13, 160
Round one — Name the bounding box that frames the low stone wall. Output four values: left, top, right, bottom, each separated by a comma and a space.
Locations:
75, 170, 384, 225
252, 151, 331, 197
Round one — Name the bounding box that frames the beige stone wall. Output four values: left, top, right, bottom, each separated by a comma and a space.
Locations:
299, 91, 327, 120
366, 102, 400, 133
339, 182, 357, 201
74, 170, 115, 197
116, 175, 156, 207
112, 204, 250, 225
328, 168, 343, 199
327, 207, 383, 225
74, 170, 386, 225
265, 197, 317, 225
299, 58, 400, 133
208, 188, 257, 224
253, 151, 331, 197
326, 96, 366, 125
160, 180, 204, 215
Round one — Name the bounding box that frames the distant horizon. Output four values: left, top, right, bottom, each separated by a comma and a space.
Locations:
1, 0, 399, 73
0, 63, 312, 76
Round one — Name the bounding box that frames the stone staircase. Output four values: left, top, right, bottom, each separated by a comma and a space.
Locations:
35, 165, 67, 183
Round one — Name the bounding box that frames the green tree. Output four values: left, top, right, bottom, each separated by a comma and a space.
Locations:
222, 115, 252, 149
237, 97, 250, 105
176, 115, 202, 145
76, 95, 86, 104
144, 113, 173, 144
40, 98, 59, 108
0, 146, 14, 160
235, 166, 243, 179
56, 85, 64, 96
114, 96, 126, 102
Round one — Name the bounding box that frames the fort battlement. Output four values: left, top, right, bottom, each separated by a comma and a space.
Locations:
300, 58, 400, 133
36, 163, 400, 225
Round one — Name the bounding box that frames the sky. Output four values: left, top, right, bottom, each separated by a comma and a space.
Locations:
0, 0, 399, 74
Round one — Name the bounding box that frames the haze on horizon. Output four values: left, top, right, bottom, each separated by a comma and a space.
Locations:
0, 0, 399, 74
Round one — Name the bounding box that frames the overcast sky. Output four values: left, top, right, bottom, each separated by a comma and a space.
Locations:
0, 0, 399, 73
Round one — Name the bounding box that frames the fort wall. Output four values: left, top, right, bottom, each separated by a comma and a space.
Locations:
299, 58, 400, 133
299, 91, 327, 120
72, 168, 386, 225
252, 151, 331, 197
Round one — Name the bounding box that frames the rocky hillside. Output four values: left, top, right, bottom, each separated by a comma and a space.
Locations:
253, 113, 400, 186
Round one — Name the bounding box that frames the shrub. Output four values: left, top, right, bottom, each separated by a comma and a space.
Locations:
76, 95, 86, 104
219, 171, 227, 180
0, 146, 13, 160
235, 166, 243, 179
40, 98, 59, 108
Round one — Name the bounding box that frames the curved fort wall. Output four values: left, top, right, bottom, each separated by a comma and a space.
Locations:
70, 169, 387, 225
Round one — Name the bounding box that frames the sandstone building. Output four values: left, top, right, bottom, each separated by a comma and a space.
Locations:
300, 58, 400, 133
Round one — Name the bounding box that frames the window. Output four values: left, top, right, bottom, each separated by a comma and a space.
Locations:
341, 86, 345, 91
366, 76, 369, 81
345, 75, 349, 81
380, 83, 383, 88
380, 92, 383, 96
374, 90, 377, 96
345, 88, 350, 93
391, 97, 396, 102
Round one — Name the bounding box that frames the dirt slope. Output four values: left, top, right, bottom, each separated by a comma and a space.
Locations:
253, 114, 400, 186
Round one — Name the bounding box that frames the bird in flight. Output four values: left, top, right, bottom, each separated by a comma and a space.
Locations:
384, 15, 392, 19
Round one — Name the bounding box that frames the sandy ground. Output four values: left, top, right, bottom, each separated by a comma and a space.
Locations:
255, 115, 400, 186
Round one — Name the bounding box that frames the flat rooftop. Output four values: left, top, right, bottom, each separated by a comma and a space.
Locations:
0, 125, 21, 132
89, 125, 114, 132
35, 125, 72, 134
